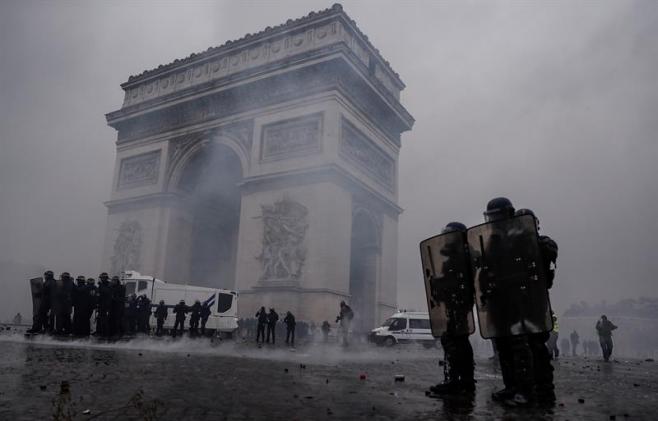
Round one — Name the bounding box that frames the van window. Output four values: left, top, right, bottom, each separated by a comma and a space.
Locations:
217, 293, 233, 313
138, 281, 148, 292
388, 318, 407, 331
124, 282, 136, 296
410, 319, 430, 330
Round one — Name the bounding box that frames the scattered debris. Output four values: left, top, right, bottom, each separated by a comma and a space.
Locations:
578, 398, 585, 404
83, 409, 91, 415
305, 396, 314, 399
60, 381, 70, 394
359, 373, 367, 380
610, 416, 616, 420
39, 385, 46, 391
284, 368, 289, 373
633, 383, 640, 387
138, 352, 142, 356
645, 358, 654, 362
394, 375, 405, 382
325, 379, 329, 384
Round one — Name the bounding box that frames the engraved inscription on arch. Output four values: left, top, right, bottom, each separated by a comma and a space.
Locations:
340, 118, 394, 190
260, 113, 322, 161
117, 150, 161, 190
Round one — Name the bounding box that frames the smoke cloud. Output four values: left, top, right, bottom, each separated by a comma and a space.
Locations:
1, 1, 656, 323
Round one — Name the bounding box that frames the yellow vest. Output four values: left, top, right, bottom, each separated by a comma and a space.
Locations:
552, 318, 559, 333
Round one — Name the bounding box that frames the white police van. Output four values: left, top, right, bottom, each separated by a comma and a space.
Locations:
369, 310, 438, 347
121, 271, 238, 336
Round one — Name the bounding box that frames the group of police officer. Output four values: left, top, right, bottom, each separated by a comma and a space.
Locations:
28, 272, 152, 338
421, 197, 558, 407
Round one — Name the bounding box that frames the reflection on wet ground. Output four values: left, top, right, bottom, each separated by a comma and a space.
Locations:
0, 334, 656, 420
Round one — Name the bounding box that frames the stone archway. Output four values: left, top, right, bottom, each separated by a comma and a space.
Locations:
349, 210, 380, 333
172, 141, 243, 289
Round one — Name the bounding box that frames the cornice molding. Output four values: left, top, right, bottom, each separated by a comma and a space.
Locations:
116, 4, 405, 110
110, 56, 412, 147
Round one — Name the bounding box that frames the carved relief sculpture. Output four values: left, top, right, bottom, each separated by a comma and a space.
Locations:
261, 113, 322, 161
340, 119, 394, 190
256, 197, 309, 280
117, 150, 161, 190
110, 220, 143, 274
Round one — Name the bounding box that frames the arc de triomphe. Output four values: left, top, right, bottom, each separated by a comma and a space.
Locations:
103, 4, 414, 329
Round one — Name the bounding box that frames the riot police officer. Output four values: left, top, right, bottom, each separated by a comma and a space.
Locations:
72, 276, 86, 336
424, 222, 475, 396
189, 300, 201, 336
516, 208, 559, 403
34, 271, 56, 333
96, 273, 112, 337
200, 302, 211, 336
109, 275, 125, 337
154, 300, 168, 336
82, 278, 97, 336
55, 272, 74, 335
172, 300, 188, 337
470, 198, 554, 406
137, 295, 152, 334
125, 294, 138, 334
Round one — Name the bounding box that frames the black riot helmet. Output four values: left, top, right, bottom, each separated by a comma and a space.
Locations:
484, 197, 515, 222
76, 275, 85, 285
441, 221, 467, 234
99, 272, 109, 281
111, 275, 120, 284
86, 278, 95, 285
61, 272, 71, 280
44, 270, 54, 279
515, 208, 540, 230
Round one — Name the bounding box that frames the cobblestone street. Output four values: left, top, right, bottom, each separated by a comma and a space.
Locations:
0, 335, 656, 420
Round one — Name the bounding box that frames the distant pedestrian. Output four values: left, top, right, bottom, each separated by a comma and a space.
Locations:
336, 301, 354, 347
266, 308, 279, 344
596, 315, 618, 362
570, 330, 580, 356
321, 321, 331, 342
560, 338, 570, 357
284, 311, 296, 346
172, 300, 188, 337
256, 307, 267, 344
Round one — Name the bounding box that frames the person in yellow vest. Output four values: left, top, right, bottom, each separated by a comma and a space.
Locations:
546, 313, 559, 359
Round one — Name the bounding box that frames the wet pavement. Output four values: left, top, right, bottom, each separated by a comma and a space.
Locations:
0, 333, 656, 420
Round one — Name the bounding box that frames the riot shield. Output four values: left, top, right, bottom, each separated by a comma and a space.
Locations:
420, 231, 475, 338
467, 214, 553, 338
30, 277, 43, 327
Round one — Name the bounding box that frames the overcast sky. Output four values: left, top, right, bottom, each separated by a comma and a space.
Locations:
1, 0, 656, 321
